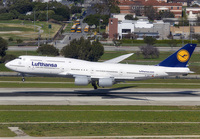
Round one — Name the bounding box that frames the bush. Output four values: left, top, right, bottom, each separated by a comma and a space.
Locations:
36, 44, 59, 56
119, 39, 144, 44
16, 39, 23, 44
119, 39, 199, 45
8, 37, 14, 42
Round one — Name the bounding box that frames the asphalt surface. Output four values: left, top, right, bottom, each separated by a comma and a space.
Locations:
0, 88, 200, 105
8, 45, 200, 52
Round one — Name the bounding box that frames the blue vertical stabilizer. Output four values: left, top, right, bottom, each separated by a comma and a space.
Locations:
157, 43, 196, 67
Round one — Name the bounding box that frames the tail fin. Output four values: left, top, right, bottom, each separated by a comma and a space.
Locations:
157, 43, 196, 67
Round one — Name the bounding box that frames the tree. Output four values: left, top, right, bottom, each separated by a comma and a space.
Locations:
92, 3, 105, 14
71, 6, 82, 14
103, 0, 120, 14
144, 6, 157, 21
32, 2, 48, 11
83, 14, 109, 29
192, 34, 200, 44
54, 7, 70, 21
68, 0, 84, 5
8, 0, 32, 14
0, 13, 15, 20
125, 14, 134, 20
61, 37, 104, 62
178, 18, 189, 26
102, 32, 109, 39
1, 54, 16, 63
88, 40, 104, 61
139, 45, 159, 59
157, 11, 174, 20
140, 36, 159, 59
83, 14, 100, 26
92, 0, 120, 15
0, 37, 8, 60
36, 44, 59, 56
144, 36, 156, 46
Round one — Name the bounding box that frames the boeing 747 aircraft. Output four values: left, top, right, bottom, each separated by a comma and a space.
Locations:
5, 43, 196, 89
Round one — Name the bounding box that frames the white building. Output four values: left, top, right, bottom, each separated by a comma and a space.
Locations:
109, 18, 170, 39
118, 20, 136, 38
186, 7, 200, 20
32, 0, 62, 2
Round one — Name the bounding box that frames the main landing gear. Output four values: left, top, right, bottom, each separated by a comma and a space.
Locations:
91, 81, 98, 90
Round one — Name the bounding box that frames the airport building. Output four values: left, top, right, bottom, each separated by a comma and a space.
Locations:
32, 0, 62, 2
109, 18, 170, 40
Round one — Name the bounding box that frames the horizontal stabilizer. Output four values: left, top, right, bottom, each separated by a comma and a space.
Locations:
104, 53, 134, 64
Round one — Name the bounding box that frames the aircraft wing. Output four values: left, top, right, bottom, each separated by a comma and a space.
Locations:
103, 53, 134, 64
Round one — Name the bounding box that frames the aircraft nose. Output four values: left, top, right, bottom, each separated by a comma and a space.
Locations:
5, 60, 15, 70
5, 61, 11, 69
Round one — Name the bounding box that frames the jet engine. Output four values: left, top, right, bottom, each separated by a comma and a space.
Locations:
75, 76, 90, 86
98, 78, 114, 87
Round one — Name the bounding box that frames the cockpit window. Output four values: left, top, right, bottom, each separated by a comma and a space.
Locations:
17, 57, 22, 59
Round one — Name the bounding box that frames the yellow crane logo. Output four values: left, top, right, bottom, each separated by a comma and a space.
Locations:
177, 49, 190, 63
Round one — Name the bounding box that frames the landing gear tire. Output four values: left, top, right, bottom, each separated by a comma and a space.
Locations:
92, 81, 98, 90
22, 77, 25, 82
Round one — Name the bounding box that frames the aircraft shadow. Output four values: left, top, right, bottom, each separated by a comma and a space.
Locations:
0, 86, 199, 101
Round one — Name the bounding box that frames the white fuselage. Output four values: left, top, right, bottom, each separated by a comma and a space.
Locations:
6, 55, 191, 81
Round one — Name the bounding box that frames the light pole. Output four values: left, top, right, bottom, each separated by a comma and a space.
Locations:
34, 10, 35, 32
47, 0, 49, 43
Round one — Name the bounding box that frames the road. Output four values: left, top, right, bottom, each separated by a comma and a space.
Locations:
0, 88, 200, 105
8, 45, 200, 52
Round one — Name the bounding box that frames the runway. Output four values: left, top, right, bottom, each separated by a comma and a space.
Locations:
0, 88, 200, 105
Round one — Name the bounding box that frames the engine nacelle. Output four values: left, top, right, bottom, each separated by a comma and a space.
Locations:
98, 78, 114, 87
75, 76, 90, 86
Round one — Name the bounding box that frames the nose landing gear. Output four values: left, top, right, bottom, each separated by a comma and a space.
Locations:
21, 74, 25, 82
91, 81, 98, 89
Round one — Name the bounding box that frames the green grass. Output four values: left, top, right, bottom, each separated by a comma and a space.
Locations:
0, 26, 34, 32
17, 123, 200, 136
64, 23, 73, 33
1, 111, 200, 122
1, 106, 200, 136
0, 77, 199, 88
101, 51, 200, 63
0, 19, 61, 40
0, 105, 200, 110
2, 123, 200, 136
0, 125, 16, 137
7, 51, 39, 57
0, 64, 10, 71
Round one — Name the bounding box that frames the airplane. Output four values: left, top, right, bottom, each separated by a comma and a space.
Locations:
5, 43, 196, 89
